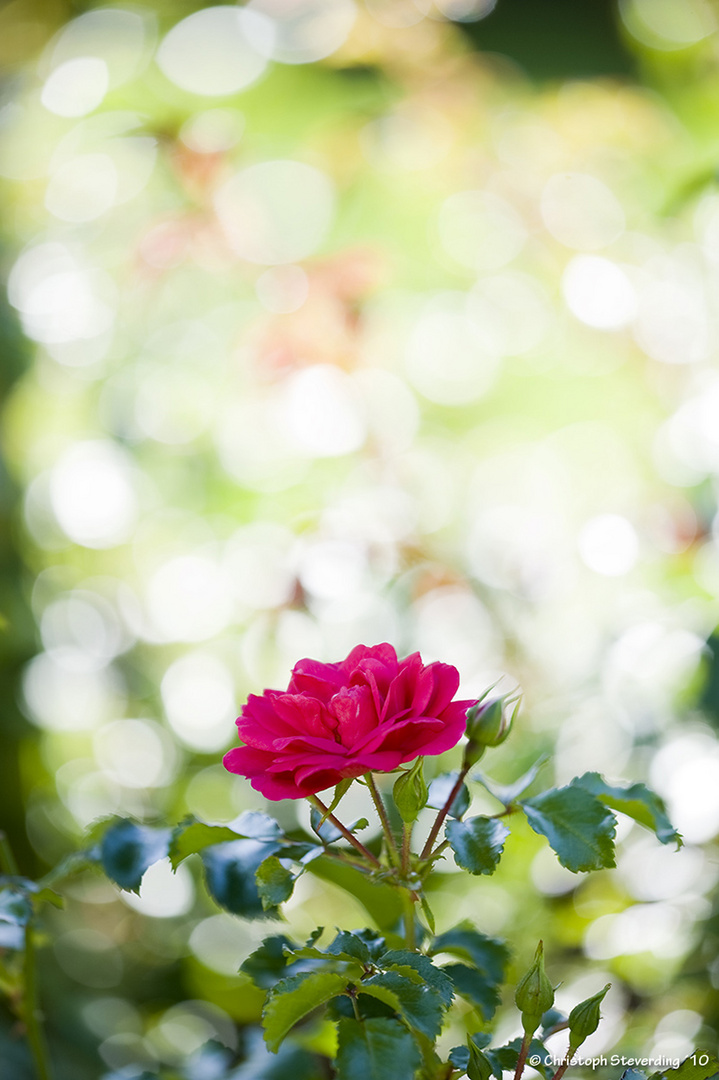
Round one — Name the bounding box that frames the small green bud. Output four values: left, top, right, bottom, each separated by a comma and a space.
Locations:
467, 1037, 493, 1080
393, 758, 428, 823
515, 941, 555, 1035
463, 691, 520, 767
568, 984, 611, 1052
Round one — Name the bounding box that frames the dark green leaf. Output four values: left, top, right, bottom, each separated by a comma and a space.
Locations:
648, 1052, 719, 1080
262, 970, 350, 1052
449, 1046, 471, 1071
256, 856, 295, 910
241, 935, 296, 988
202, 839, 281, 918
327, 930, 372, 962
100, 819, 170, 893
381, 950, 454, 1008
443, 963, 501, 1021
430, 924, 509, 986
232, 811, 284, 841
335, 1018, 422, 1080
169, 818, 242, 869
475, 756, 549, 807
521, 785, 616, 872
622, 1071, 649, 1080
359, 971, 446, 1040
570, 773, 681, 847
306, 857, 403, 930
231, 1029, 321, 1080
446, 816, 509, 876
427, 772, 470, 818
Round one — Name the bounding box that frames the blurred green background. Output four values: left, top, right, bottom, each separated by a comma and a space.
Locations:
3, 0, 719, 1075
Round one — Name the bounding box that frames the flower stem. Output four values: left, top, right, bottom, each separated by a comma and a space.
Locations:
24, 921, 53, 1080
401, 822, 412, 876
420, 766, 469, 860
551, 1049, 577, 1080
513, 1031, 531, 1080
364, 773, 400, 867
308, 795, 381, 868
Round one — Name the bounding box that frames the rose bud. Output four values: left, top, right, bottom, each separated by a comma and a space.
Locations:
463, 690, 520, 767
568, 984, 611, 1053
515, 941, 555, 1035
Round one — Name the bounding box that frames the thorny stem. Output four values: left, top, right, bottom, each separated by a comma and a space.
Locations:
364, 773, 401, 867
24, 922, 53, 1080
308, 795, 381, 868
551, 1048, 578, 1080
420, 766, 469, 860
513, 1030, 532, 1080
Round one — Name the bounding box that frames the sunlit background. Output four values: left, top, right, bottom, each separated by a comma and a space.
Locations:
3, 0, 719, 1076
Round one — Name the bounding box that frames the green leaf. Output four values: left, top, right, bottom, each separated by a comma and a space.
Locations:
262, 971, 350, 1052
359, 971, 446, 1040
232, 811, 285, 841
0, 887, 33, 926
570, 773, 682, 847
256, 856, 295, 910
475, 756, 549, 807
241, 935, 295, 988
310, 808, 368, 844
306, 857, 403, 930
327, 931, 372, 962
427, 772, 470, 818
443, 963, 501, 1021
380, 950, 454, 1007
446, 816, 510, 876
335, 1018, 422, 1080
202, 838, 282, 918
430, 924, 510, 986
99, 819, 170, 893
521, 785, 616, 872
648, 1052, 719, 1080
169, 818, 242, 869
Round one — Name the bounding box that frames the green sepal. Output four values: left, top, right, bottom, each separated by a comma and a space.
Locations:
521, 784, 616, 872
393, 758, 428, 823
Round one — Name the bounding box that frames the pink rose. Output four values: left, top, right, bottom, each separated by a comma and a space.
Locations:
223, 643, 470, 800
